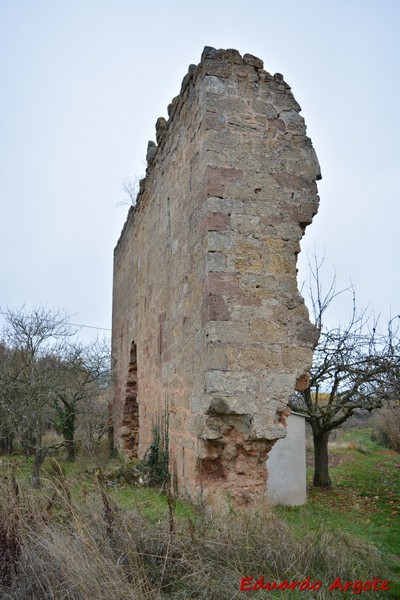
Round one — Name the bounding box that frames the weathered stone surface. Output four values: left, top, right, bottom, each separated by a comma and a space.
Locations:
145, 140, 157, 166
155, 117, 167, 144
112, 47, 320, 506
243, 53, 264, 69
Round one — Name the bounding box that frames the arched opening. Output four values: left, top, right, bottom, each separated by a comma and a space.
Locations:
121, 340, 139, 457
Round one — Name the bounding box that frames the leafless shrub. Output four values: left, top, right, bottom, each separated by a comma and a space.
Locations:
373, 400, 400, 452
119, 177, 140, 207
75, 394, 109, 459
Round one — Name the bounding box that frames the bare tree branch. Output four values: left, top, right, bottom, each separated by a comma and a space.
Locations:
290, 255, 400, 487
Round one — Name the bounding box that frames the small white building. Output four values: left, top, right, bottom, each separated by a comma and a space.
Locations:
266, 411, 307, 506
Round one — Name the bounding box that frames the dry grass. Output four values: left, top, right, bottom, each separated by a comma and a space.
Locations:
0, 469, 389, 600
374, 401, 400, 452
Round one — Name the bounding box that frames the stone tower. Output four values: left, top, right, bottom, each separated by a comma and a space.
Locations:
112, 47, 321, 505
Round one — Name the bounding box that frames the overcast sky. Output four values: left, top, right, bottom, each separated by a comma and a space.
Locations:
1, 0, 399, 342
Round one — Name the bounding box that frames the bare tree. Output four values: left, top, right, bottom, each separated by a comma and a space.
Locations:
0, 343, 16, 455
289, 257, 399, 487
50, 338, 111, 461
0, 307, 112, 480
0, 306, 73, 486
120, 177, 140, 207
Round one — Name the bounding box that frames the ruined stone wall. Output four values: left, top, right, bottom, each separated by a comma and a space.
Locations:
112, 47, 321, 505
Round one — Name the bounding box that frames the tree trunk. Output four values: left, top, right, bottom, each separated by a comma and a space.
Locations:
107, 408, 117, 458
65, 438, 75, 462
0, 430, 14, 455
65, 412, 76, 461
60, 409, 76, 462
313, 431, 332, 487
6, 432, 14, 455
32, 447, 48, 488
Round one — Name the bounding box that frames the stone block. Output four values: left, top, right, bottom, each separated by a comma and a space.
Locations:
205, 370, 258, 395
205, 393, 259, 415
206, 231, 234, 252
205, 321, 251, 344
243, 53, 264, 69
203, 75, 238, 96
206, 251, 228, 272
225, 345, 282, 371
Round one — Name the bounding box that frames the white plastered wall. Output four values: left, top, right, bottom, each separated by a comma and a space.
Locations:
266, 412, 307, 506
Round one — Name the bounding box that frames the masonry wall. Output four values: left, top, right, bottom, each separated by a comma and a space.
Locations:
112, 47, 321, 505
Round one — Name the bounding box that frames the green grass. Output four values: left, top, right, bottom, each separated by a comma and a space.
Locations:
0, 453, 197, 524
111, 484, 196, 521
276, 429, 400, 597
